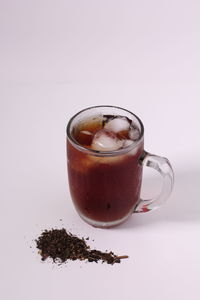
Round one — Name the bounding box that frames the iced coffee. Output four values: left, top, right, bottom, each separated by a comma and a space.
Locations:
67, 108, 144, 227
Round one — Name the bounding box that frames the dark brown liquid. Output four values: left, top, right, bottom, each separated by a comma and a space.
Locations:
67, 116, 143, 224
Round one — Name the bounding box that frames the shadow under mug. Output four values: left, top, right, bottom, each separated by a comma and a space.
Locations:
66, 106, 174, 228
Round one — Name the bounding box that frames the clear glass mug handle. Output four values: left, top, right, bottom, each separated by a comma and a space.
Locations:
134, 151, 174, 213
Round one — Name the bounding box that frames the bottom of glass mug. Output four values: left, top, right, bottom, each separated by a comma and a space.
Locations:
78, 211, 132, 228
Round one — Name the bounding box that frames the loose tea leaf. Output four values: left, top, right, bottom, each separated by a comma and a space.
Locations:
35, 228, 128, 265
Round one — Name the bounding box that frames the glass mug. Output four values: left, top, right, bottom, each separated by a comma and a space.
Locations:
66, 106, 174, 228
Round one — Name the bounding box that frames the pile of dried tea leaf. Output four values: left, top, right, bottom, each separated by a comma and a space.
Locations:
36, 228, 128, 265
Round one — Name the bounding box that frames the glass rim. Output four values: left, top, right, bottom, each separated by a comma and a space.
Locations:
66, 105, 144, 156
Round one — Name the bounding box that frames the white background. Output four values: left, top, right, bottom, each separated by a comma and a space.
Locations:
1, 1, 200, 299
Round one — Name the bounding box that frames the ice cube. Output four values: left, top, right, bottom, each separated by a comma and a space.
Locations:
91, 129, 123, 151
129, 128, 140, 140
104, 117, 130, 133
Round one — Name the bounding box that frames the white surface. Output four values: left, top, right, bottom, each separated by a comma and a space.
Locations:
1, 1, 200, 299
